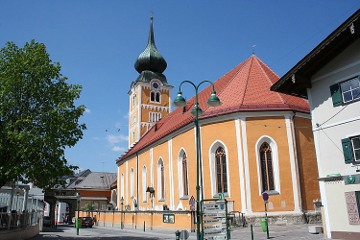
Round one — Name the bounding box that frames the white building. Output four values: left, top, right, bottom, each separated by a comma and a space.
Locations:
271, 9, 360, 240
0, 183, 44, 213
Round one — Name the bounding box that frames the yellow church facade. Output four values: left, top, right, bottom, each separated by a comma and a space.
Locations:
116, 18, 320, 230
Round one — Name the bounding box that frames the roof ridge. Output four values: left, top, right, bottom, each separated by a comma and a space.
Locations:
201, 56, 251, 113
254, 56, 286, 105
239, 56, 255, 106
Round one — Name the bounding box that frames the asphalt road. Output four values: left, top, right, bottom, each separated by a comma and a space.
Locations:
31, 225, 172, 240
31, 223, 325, 240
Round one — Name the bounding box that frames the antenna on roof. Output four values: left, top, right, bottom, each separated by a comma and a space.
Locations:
252, 45, 256, 55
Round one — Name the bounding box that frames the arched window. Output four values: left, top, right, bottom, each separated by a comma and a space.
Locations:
215, 147, 228, 194
260, 142, 275, 192
158, 159, 165, 200
156, 92, 160, 102
182, 152, 189, 196
151, 91, 154, 102
149, 112, 162, 122
255, 136, 280, 195
121, 173, 125, 199
142, 166, 147, 202
151, 91, 160, 103
132, 94, 136, 107
130, 168, 134, 198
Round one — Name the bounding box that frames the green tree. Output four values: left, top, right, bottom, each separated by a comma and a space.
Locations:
0, 40, 86, 189
82, 202, 95, 211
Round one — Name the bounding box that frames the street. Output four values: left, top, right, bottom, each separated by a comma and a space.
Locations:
31, 225, 173, 240
30, 223, 325, 240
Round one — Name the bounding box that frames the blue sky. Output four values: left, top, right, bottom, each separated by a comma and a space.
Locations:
1, 1, 359, 173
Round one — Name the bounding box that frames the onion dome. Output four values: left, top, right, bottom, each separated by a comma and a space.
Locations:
134, 16, 168, 83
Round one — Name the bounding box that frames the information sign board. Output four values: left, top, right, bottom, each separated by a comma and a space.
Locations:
163, 214, 175, 224
201, 199, 230, 240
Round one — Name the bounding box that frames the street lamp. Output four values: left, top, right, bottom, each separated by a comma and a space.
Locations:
76, 192, 80, 235
120, 196, 124, 229
145, 187, 155, 230
173, 80, 221, 240
146, 186, 155, 206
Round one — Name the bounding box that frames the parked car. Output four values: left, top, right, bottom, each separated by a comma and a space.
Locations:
43, 216, 51, 227
81, 216, 94, 228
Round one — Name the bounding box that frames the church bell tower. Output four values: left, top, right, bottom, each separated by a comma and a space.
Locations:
128, 17, 173, 147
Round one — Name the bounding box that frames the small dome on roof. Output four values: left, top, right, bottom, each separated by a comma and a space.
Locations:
134, 16, 167, 75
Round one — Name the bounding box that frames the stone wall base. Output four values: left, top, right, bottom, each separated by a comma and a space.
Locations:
246, 211, 321, 227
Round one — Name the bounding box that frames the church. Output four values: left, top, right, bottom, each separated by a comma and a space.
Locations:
116, 17, 320, 229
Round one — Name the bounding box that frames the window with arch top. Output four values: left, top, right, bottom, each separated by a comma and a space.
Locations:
151, 91, 160, 103
157, 159, 165, 200
142, 166, 147, 202
182, 153, 189, 196
259, 142, 275, 192
256, 137, 280, 195
132, 94, 136, 107
177, 151, 189, 198
215, 147, 228, 194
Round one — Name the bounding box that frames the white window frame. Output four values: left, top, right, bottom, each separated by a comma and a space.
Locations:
130, 168, 134, 198
142, 166, 147, 202
209, 141, 230, 198
150, 91, 161, 103
352, 136, 360, 163
157, 158, 165, 200
121, 173, 125, 199
177, 149, 189, 198
255, 136, 280, 195
340, 76, 360, 103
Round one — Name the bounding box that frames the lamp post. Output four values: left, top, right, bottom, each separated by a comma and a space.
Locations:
146, 187, 155, 209
120, 196, 124, 229
146, 187, 155, 230
76, 192, 80, 235
173, 80, 221, 240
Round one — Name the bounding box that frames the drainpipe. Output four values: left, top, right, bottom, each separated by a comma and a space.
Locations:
290, 112, 303, 213
136, 152, 139, 229
136, 152, 139, 204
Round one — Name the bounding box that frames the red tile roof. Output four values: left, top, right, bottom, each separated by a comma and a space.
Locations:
117, 55, 309, 163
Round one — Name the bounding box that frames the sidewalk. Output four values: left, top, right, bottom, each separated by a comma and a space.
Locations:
33, 224, 325, 240
229, 224, 325, 240
101, 223, 325, 240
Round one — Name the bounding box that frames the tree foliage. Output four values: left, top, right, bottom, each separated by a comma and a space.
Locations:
0, 40, 86, 189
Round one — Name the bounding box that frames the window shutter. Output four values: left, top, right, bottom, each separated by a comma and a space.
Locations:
341, 138, 353, 164
330, 83, 342, 107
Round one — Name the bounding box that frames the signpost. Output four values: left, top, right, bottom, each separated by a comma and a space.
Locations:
201, 198, 230, 240
262, 192, 270, 239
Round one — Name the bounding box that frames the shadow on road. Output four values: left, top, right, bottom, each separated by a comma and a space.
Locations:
31, 225, 163, 240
